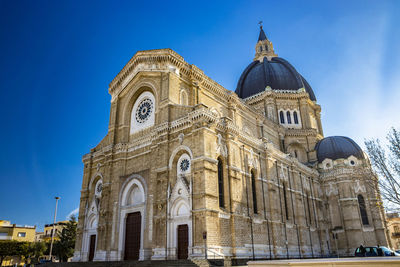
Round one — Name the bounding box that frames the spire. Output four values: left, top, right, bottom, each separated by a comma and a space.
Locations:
254, 22, 277, 61
258, 23, 267, 41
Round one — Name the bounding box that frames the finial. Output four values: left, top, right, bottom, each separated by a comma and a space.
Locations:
258, 21, 263, 29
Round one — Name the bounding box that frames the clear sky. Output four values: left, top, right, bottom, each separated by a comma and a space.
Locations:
1, 0, 400, 231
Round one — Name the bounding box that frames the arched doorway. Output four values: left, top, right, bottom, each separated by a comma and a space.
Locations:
168, 198, 192, 259
84, 208, 98, 261
119, 177, 146, 261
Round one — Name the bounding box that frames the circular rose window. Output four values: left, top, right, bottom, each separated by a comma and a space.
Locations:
135, 98, 153, 123
180, 159, 190, 172
96, 183, 103, 195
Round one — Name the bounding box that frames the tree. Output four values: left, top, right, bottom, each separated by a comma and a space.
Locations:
0, 241, 21, 266
53, 215, 77, 262
365, 128, 400, 210
19, 242, 34, 265
28, 241, 47, 264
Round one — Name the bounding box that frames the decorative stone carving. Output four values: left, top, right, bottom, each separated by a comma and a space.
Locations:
216, 133, 228, 158
354, 180, 366, 194
169, 175, 190, 206
243, 126, 252, 136
248, 148, 258, 169
326, 182, 338, 196
178, 133, 184, 145
267, 106, 274, 120
210, 107, 220, 117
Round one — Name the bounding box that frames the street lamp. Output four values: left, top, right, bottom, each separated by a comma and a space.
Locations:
49, 196, 60, 261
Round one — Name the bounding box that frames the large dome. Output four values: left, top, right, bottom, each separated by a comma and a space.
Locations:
235, 57, 316, 101
315, 136, 365, 163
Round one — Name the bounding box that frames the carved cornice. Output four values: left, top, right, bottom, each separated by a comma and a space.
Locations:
108, 49, 234, 104
109, 49, 186, 93
285, 128, 318, 137
320, 167, 359, 179
84, 106, 285, 163
244, 88, 311, 105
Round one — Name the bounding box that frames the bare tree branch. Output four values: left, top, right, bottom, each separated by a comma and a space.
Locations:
365, 128, 400, 211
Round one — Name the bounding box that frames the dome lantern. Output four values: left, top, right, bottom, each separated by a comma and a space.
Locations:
254, 24, 277, 61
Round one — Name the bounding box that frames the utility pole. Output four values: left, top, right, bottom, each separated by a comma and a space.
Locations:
49, 196, 60, 261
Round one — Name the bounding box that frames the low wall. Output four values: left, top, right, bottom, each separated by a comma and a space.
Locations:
248, 257, 400, 267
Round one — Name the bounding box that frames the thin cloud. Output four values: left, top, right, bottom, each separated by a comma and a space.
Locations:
318, 11, 400, 147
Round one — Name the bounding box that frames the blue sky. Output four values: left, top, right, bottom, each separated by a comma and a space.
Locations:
1, 0, 399, 230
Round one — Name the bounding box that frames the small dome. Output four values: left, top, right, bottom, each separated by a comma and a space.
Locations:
315, 136, 364, 163
235, 57, 316, 101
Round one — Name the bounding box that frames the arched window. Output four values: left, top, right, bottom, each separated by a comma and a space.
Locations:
251, 170, 257, 214
394, 226, 400, 233
218, 158, 225, 209
279, 111, 285, 124
293, 111, 299, 124
283, 183, 289, 220
286, 111, 292, 124
358, 195, 369, 225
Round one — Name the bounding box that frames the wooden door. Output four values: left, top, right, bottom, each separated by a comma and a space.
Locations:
177, 224, 188, 259
88, 234, 96, 261
124, 212, 141, 260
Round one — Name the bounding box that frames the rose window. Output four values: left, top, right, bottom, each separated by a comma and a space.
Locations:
180, 159, 190, 172
96, 183, 103, 194
135, 98, 153, 123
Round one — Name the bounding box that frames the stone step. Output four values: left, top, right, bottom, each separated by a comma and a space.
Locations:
41, 260, 203, 267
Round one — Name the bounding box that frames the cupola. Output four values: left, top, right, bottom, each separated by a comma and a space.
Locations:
235, 25, 316, 101
315, 136, 365, 163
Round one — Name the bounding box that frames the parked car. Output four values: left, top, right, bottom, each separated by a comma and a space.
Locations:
37, 259, 52, 265
355, 246, 400, 257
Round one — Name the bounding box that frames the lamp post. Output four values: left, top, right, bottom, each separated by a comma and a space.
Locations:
49, 196, 60, 261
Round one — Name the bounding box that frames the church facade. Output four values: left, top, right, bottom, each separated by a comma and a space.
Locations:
73, 27, 389, 262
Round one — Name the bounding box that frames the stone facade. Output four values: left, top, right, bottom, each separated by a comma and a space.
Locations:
73, 33, 388, 262
387, 213, 400, 250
